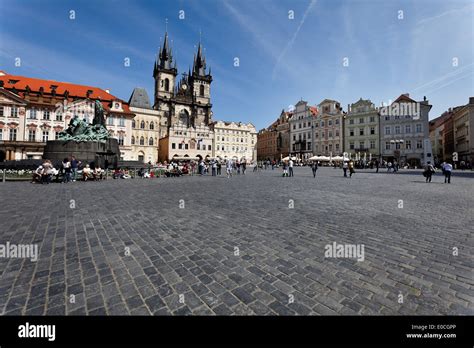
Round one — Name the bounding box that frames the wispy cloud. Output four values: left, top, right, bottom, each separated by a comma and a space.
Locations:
272, 0, 317, 79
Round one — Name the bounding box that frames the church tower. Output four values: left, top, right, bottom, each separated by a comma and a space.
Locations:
153, 32, 177, 112
190, 42, 212, 125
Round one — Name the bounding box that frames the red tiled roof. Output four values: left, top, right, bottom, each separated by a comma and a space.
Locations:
393, 93, 416, 103
0, 72, 134, 115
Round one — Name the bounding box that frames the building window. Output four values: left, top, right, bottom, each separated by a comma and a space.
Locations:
349, 142, 354, 150
108, 116, 114, 126
150, 122, 154, 130
11, 107, 18, 118
349, 129, 354, 137
329, 131, 332, 138
359, 117, 364, 124
9, 128, 17, 141
132, 120, 136, 128
335, 130, 339, 137
321, 121, 324, 127
164, 78, 170, 92
328, 120, 332, 126
370, 140, 375, 149
349, 119, 354, 125
405, 125, 411, 134
200, 84, 204, 97
119, 117, 125, 127
416, 140, 423, 149
335, 143, 339, 151
0, 129, 2, 140
0, 106, 3, 117
299, 123, 302, 129
385, 115, 390, 121
359, 128, 364, 136
370, 127, 375, 135
140, 137, 145, 145
28, 130, 36, 142
171, 142, 175, 149
140, 120, 145, 129
405, 140, 411, 150
385, 126, 391, 135
42, 131, 49, 142
416, 124, 422, 133
395, 126, 400, 134
131, 136, 135, 145
149, 137, 153, 146
118, 135, 124, 146
44, 110, 50, 120
370, 116, 375, 122
56, 112, 62, 121
395, 142, 401, 149
335, 119, 339, 125
208, 145, 211, 151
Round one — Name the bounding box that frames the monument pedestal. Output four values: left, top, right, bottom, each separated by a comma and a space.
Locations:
43, 139, 120, 169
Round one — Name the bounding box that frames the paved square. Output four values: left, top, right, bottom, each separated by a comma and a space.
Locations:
0, 167, 473, 315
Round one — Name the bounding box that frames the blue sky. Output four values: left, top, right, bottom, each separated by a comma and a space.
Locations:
0, 0, 473, 130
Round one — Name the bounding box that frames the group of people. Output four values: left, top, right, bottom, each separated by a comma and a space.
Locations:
423, 161, 453, 183
31, 156, 105, 183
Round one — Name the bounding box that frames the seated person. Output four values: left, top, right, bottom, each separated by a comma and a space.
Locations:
113, 168, 121, 179
143, 171, 151, 178
32, 165, 43, 183
83, 165, 92, 181
93, 166, 103, 180
122, 170, 131, 179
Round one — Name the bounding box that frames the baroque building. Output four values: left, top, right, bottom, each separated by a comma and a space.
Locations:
128, 87, 163, 164
155, 32, 214, 162
344, 98, 380, 159
0, 71, 134, 161
289, 100, 318, 160
211, 120, 257, 162
312, 99, 343, 156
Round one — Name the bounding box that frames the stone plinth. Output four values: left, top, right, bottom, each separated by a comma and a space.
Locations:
42, 139, 120, 169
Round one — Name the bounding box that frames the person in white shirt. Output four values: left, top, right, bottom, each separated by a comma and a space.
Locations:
442, 162, 453, 184
288, 159, 294, 177
226, 159, 233, 178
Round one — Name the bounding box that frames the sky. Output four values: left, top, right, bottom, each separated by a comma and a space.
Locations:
0, 0, 473, 130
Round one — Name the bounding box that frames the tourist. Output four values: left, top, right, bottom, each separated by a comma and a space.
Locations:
191, 161, 196, 176
375, 160, 379, 173
62, 157, 72, 183
289, 159, 294, 177
423, 161, 435, 183
211, 160, 217, 176
442, 161, 453, 184
32, 165, 43, 183
236, 161, 241, 175
349, 160, 355, 178
242, 161, 247, 175
226, 158, 233, 178
93, 165, 103, 180
217, 161, 222, 175
311, 161, 318, 178
83, 164, 92, 181
282, 161, 288, 177
41, 159, 53, 184
71, 156, 81, 181
343, 161, 348, 177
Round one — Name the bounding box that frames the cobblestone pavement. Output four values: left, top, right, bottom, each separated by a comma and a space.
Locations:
0, 167, 473, 315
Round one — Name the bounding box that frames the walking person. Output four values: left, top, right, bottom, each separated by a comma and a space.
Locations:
442, 161, 453, 183
62, 157, 72, 183
217, 161, 222, 175
226, 158, 233, 178
343, 161, 348, 177
211, 160, 217, 176
288, 159, 294, 177
375, 160, 379, 173
311, 161, 318, 178
423, 161, 435, 183
282, 161, 288, 177
242, 161, 246, 175
349, 160, 355, 178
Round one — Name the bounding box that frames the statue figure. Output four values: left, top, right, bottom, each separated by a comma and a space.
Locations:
58, 100, 110, 143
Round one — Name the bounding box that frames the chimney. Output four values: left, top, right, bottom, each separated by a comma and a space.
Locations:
423, 96, 426, 101
105, 89, 110, 94
469, 97, 474, 105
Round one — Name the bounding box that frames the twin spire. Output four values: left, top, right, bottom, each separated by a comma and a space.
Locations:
154, 30, 210, 78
